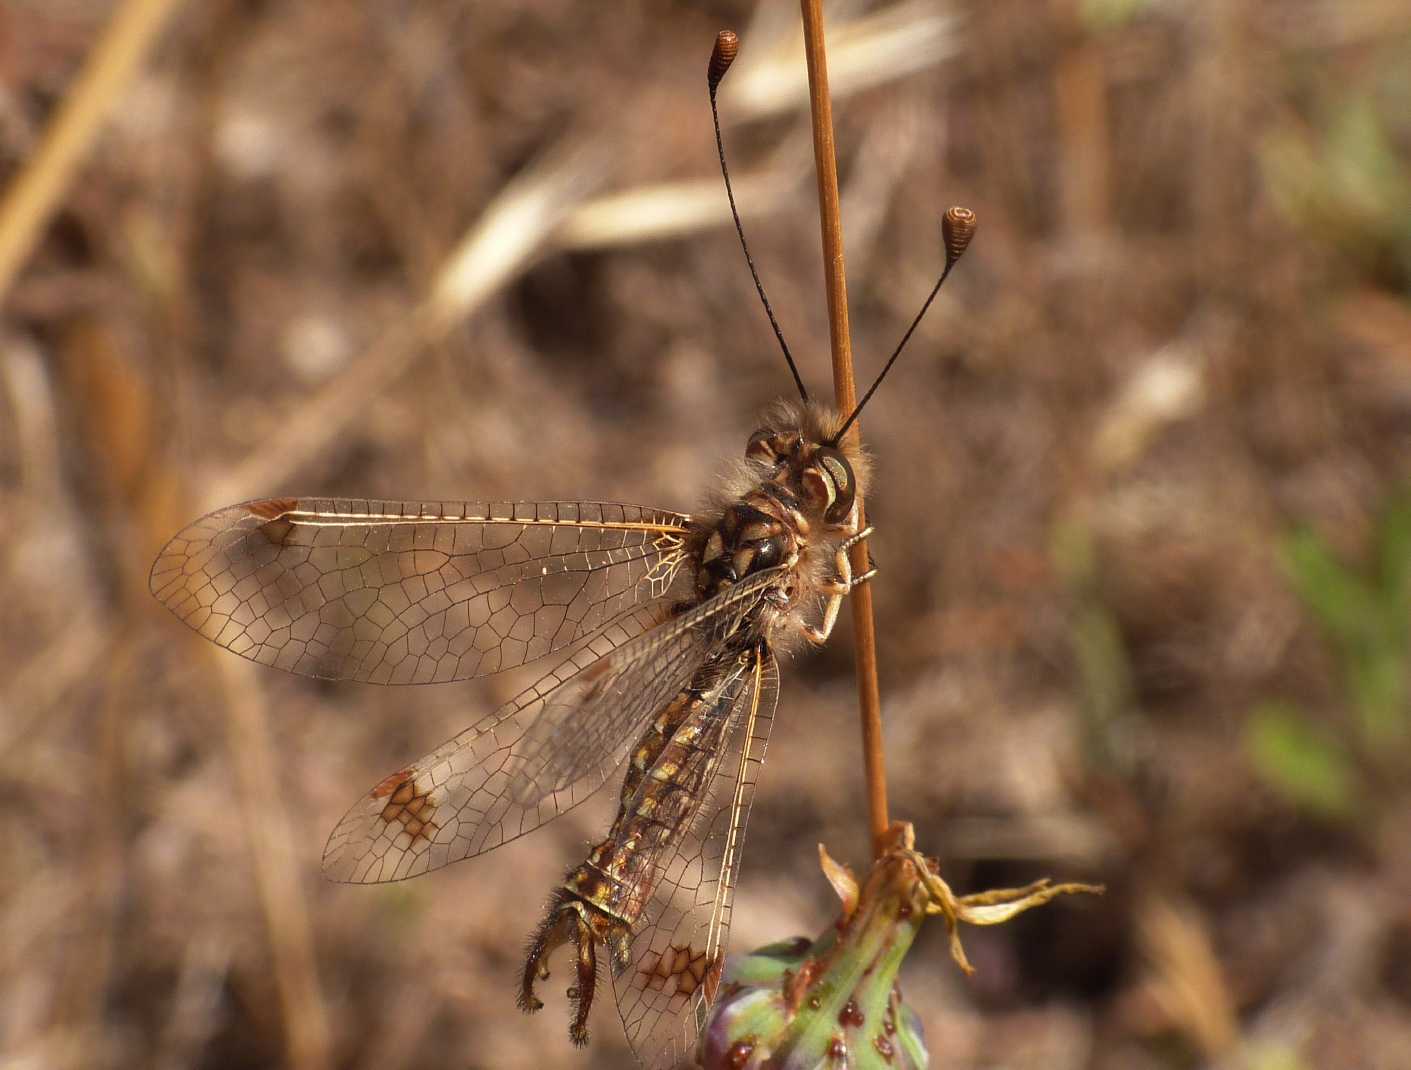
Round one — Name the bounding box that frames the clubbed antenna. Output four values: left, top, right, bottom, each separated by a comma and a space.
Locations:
830, 206, 977, 444
709, 29, 809, 402
708, 28, 738, 90
942, 203, 978, 266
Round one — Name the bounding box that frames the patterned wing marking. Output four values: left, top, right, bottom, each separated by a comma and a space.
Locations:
370, 769, 440, 845
613, 646, 780, 1070
637, 945, 721, 1002
149, 497, 691, 684
322, 570, 788, 885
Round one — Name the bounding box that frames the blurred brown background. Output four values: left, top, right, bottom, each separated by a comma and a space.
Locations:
3, 1, 1410, 1068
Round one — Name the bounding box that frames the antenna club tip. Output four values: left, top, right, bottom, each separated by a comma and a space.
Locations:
942, 206, 977, 266
709, 30, 740, 91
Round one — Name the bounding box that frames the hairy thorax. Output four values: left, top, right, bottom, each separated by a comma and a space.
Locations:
686, 400, 870, 638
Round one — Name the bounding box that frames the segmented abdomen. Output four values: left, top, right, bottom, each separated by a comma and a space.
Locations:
563, 648, 751, 925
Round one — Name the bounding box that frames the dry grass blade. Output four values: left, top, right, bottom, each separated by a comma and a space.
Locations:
204, 143, 605, 509
556, 172, 794, 251
1137, 896, 1240, 1061
0, 0, 188, 304
0, 621, 110, 757
734, 1, 957, 119
426, 143, 607, 333
188, 147, 605, 1066
557, 3, 953, 258
217, 654, 332, 1070
0, 338, 110, 753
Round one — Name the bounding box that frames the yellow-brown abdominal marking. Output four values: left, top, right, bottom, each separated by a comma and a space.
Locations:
519, 655, 748, 1050
621, 692, 692, 805
649, 759, 680, 784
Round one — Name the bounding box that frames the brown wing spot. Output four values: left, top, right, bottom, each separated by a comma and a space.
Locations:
248, 497, 299, 521
638, 945, 722, 999
703, 955, 724, 1004
372, 769, 441, 843
371, 768, 414, 798
574, 656, 617, 705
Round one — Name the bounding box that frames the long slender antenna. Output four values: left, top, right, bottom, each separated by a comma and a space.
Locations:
710, 30, 809, 402
830, 206, 976, 444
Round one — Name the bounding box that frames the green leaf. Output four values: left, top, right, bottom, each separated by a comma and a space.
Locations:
1247, 702, 1359, 819
1281, 530, 1382, 648
1326, 96, 1411, 233
1075, 604, 1131, 722
1080, 0, 1153, 30
1347, 648, 1407, 747
1376, 489, 1411, 635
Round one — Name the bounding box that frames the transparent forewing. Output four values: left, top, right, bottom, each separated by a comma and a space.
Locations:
322, 570, 787, 884
149, 497, 691, 684
614, 647, 780, 1070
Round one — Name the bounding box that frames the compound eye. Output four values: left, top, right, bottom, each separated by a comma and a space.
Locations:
815, 447, 855, 524
751, 535, 783, 571
746, 429, 777, 463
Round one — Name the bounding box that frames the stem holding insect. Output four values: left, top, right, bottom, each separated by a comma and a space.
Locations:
798, 0, 891, 859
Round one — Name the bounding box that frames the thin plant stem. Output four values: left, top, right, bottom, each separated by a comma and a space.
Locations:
799, 0, 890, 858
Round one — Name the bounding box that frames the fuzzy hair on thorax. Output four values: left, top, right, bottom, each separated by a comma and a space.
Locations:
696, 398, 872, 528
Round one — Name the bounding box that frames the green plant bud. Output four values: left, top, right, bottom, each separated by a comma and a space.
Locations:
698, 822, 1101, 1069
698, 842, 930, 1069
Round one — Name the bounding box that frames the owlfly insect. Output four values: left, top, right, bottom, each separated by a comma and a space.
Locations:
150, 31, 975, 1069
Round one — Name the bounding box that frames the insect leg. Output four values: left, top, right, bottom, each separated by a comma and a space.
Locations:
842, 525, 878, 586
519, 904, 574, 1015
521, 888, 623, 1046
805, 517, 877, 645
840, 524, 875, 553
568, 917, 599, 1047
804, 559, 849, 644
